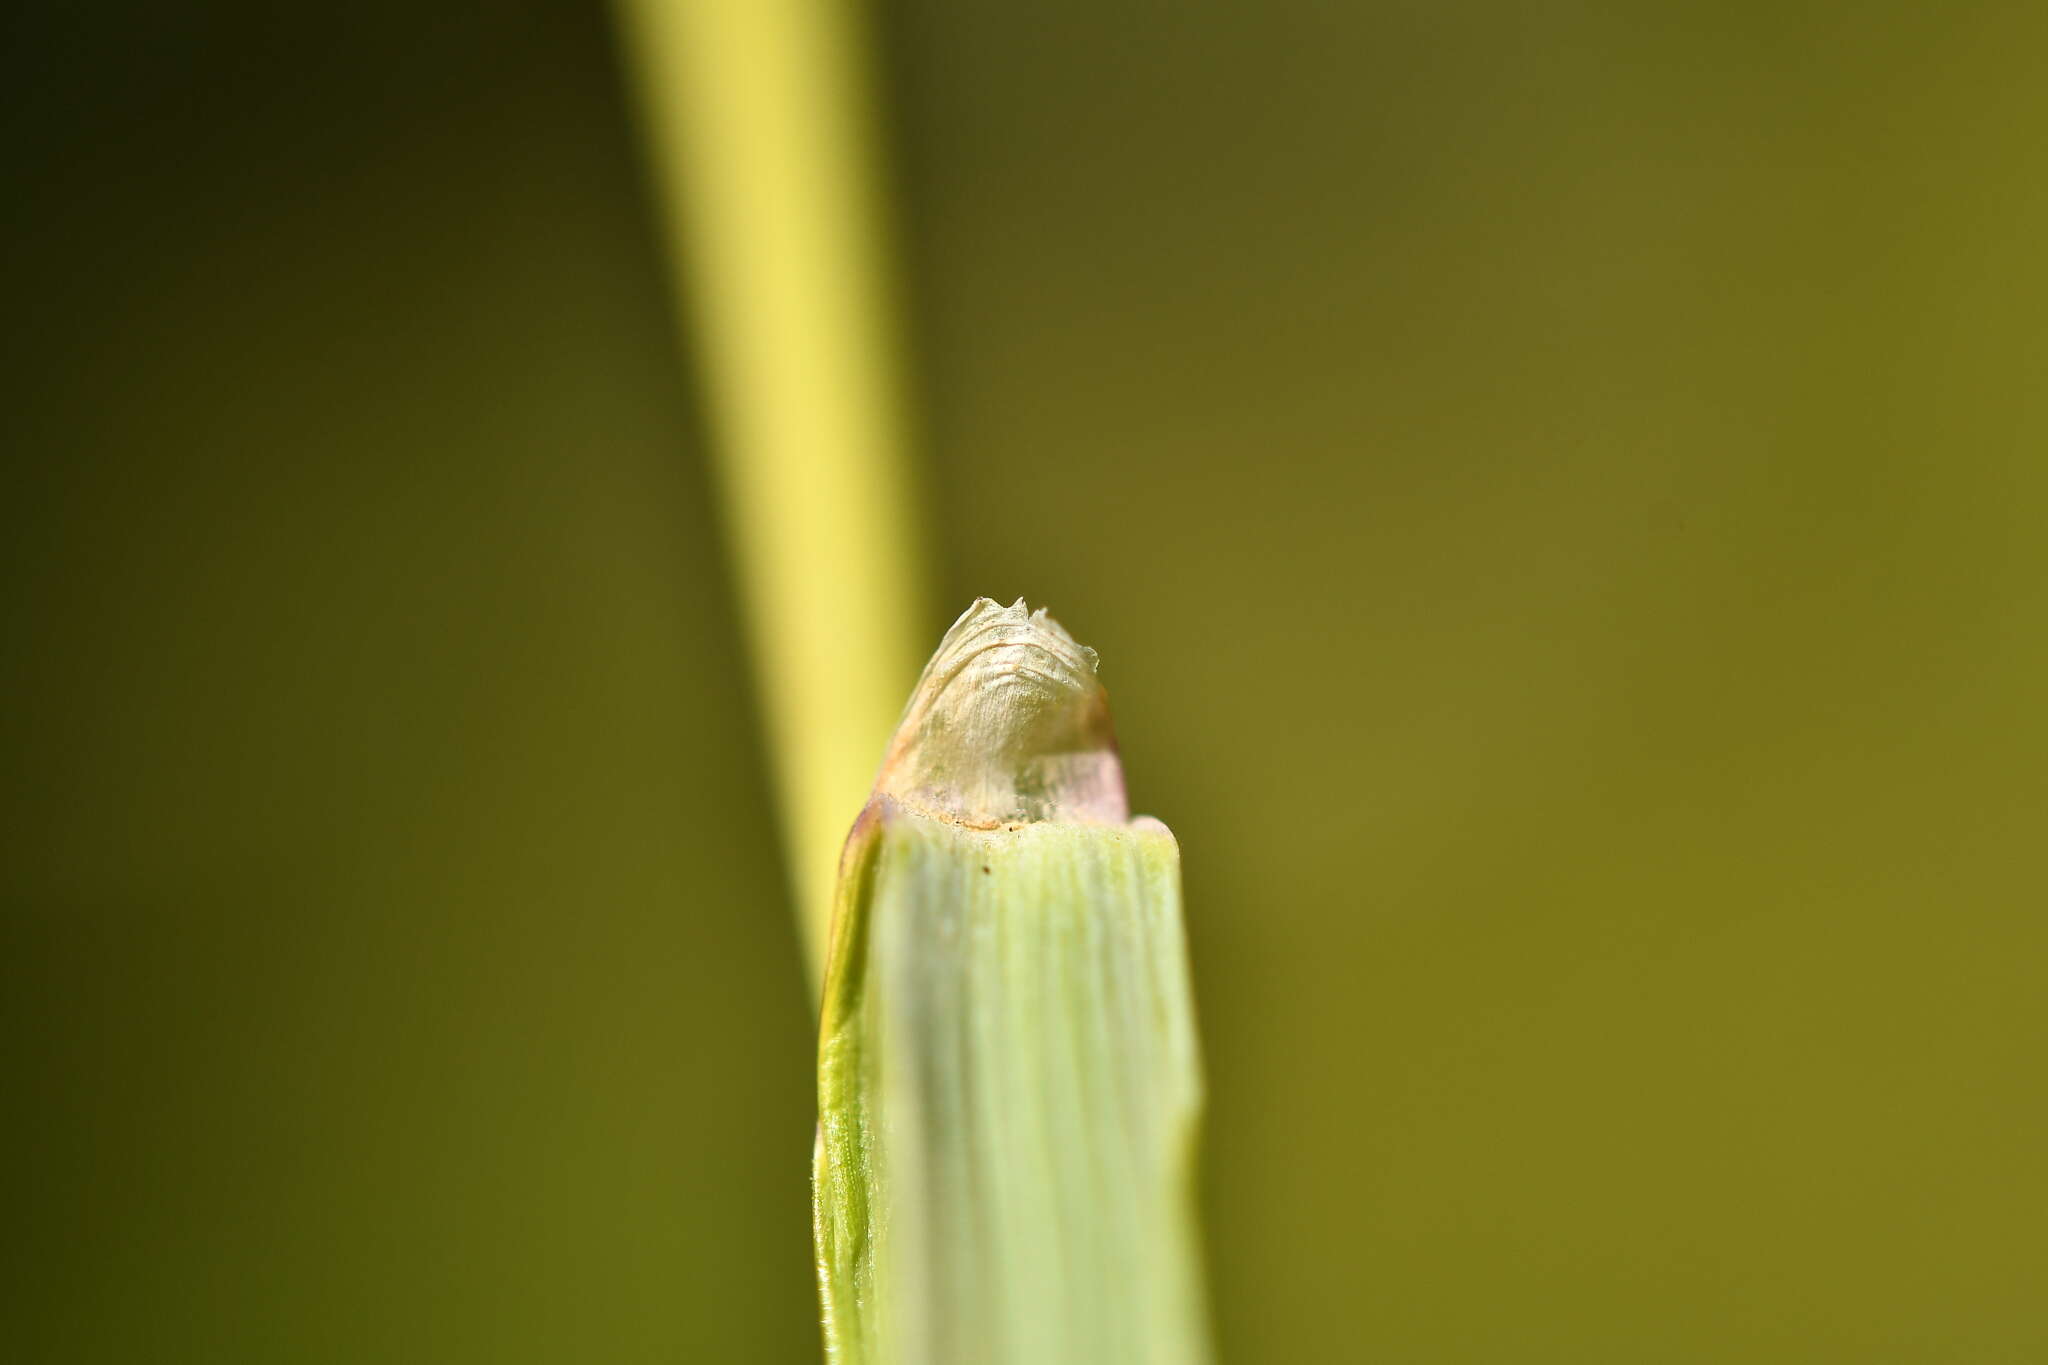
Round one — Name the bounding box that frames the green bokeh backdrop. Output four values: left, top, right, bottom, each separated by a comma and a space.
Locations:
7, 2, 2046, 1361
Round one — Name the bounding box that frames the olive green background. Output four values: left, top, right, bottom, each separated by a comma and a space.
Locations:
7, 2, 2045, 1361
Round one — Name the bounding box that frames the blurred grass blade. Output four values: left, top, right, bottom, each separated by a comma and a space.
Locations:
612, 0, 927, 988
816, 600, 1211, 1364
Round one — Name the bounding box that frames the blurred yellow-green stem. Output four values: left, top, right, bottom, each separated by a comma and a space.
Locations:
613, 0, 928, 990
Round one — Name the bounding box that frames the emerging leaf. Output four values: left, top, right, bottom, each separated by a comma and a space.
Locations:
815, 600, 1210, 1365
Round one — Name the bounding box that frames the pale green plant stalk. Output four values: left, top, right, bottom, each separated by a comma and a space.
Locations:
816, 600, 1211, 1365
609, 10, 1207, 1354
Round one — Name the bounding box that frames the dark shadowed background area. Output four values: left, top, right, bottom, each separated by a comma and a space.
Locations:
7, 2, 2046, 1361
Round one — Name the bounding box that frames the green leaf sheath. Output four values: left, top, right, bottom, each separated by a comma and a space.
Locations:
815, 797, 1210, 1365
